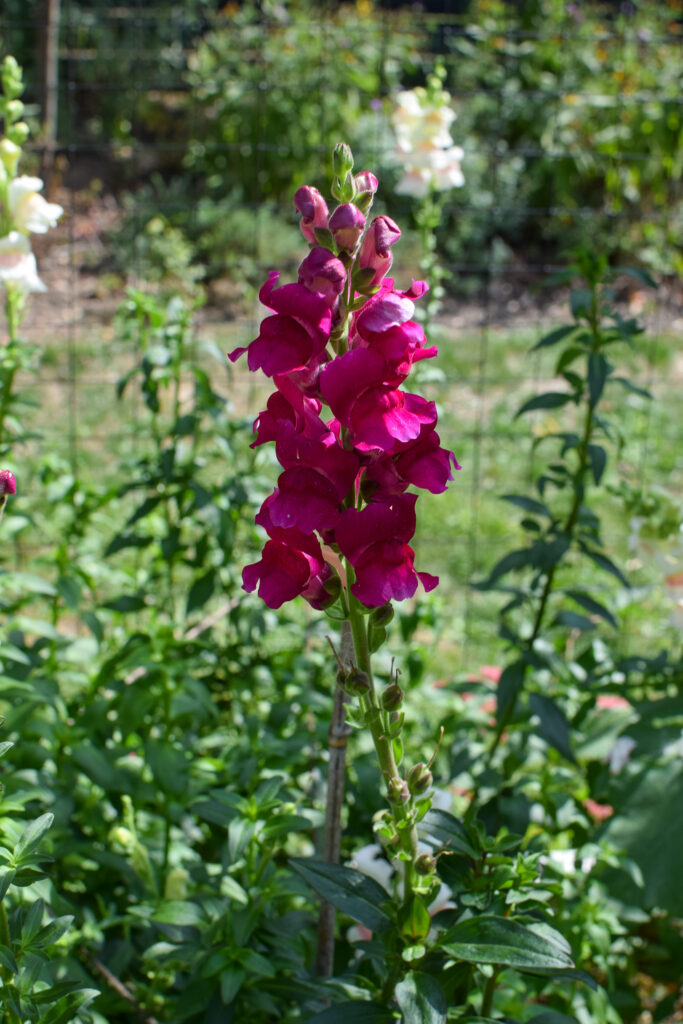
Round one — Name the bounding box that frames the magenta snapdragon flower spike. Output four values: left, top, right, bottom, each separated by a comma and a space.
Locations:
231, 144, 461, 923
230, 147, 458, 613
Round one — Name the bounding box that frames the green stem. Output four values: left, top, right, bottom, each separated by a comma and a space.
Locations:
481, 282, 602, 773
346, 591, 419, 902
480, 967, 501, 1018
0, 901, 20, 1024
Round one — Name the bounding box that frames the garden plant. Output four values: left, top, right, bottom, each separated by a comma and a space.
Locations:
0, 20, 681, 1024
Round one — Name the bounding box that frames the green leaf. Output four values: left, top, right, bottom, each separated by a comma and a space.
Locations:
289, 859, 392, 933
72, 744, 131, 792
38, 989, 99, 1024
220, 875, 249, 905
14, 814, 53, 861
555, 347, 587, 374
586, 443, 607, 485
580, 547, 629, 587
518, 966, 597, 990
104, 532, 154, 557
613, 266, 657, 289
0, 867, 16, 900
152, 901, 204, 926
588, 352, 609, 408
476, 548, 535, 589
173, 413, 199, 436
515, 392, 574, 418
529, 694, 576, 764
528, 1013, 580, 1024
261, 814, 313, 839
496, 661, 526, 726
146, 740, 188, 796
531, 325, 578, 350
612, 376, 652, 400
0, 944, 18, 974
603, 762, 683, 914
56, 574, 81, 609
305, 1003, 395, 1024
420, 810, 479, 858
186, 569, 216, 615
501, 494, 551, 518
191, 798, 237, 827
220, 966, 245, 1004
553, 610, 596, 633
400, 895, 431, 940
457, 1019, 519, 1024
103, 593, 147, 612
442, 915, 574, 969
565, 590, 617, 628
126, 495, 164, 527
395, 972, 447, 1024
570, 287, 592, 320
33, 915, 74, 948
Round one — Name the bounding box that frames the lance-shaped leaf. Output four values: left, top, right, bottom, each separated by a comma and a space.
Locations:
586, 443, 607, 484
496, 661, 526, 726
289, 859, 392, 933
531, 325, 579, 350
305, 1002, 395, 1023
421, 810, 479, 858
579, 546, 629, 587
588, 352, 609, 408
529, 693, 576, 763
442, 915, 574, 969
566, 589, 617, 628
515, 392, 574, 418
501, 494, 552, 518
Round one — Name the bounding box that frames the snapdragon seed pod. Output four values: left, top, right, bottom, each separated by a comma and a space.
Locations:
408, 762, 433, 796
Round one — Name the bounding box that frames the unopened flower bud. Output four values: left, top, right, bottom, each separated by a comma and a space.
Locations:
408, 763, 433, 796
5, 100, 24, 124
387, 777, 410, 805
353, 171, 379, 213
293, 186, 329, 244
298, 246, 346, 303
8, 122, 29, 146
381, 683, 403, 712
415, 853, 437, 876
0, 139, 20, 175
333, 142, 354, 179
358, 215, 401, 287
329, 203, 365, 252
0, 470, 16, 495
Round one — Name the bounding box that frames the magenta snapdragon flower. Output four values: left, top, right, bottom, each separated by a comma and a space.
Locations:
230, 152, 458, 610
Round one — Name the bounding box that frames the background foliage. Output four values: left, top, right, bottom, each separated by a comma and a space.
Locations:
0, 0, 681, 1021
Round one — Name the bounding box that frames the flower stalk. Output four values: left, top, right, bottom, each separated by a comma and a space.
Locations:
229, 144, 458, 964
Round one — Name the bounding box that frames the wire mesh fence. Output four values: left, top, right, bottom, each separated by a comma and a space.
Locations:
2, 0, 682, 663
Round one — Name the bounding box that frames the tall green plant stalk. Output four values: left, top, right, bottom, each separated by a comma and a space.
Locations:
474, 251, 653, 783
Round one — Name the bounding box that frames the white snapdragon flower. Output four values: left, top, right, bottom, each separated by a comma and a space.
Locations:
0, 231, 46, 292
8, 175, 63, 234
392, 87, 465, 198
542, 848, 597, 876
